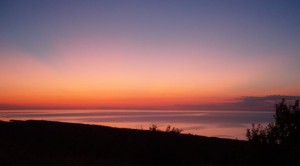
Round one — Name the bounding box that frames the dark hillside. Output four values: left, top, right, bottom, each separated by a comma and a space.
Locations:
0, 120, 298, 166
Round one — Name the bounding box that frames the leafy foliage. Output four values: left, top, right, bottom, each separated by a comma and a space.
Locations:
246, 99, 300, 144
246, 123, 268, 143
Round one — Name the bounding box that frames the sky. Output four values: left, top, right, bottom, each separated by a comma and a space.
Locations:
0, 0, 300, 110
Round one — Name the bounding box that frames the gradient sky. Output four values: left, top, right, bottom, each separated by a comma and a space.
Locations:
0, 0, 300, 110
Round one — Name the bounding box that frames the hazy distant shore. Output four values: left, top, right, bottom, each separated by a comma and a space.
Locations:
1, 120, 299, 165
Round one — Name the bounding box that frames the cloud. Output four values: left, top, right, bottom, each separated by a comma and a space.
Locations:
174, 95, 300, 111
238, 95, 300, 102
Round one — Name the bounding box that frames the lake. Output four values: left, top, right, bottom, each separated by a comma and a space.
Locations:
0, 110, 274, 140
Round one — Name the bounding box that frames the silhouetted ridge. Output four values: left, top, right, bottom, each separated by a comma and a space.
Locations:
1, 120, 299, 165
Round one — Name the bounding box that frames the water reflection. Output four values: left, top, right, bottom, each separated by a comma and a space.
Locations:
0, 110, 273, 140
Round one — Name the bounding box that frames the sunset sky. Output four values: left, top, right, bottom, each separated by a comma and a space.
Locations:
1, 0, 300, 110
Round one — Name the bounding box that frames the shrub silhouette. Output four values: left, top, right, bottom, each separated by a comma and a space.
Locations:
149, 124, 183, 134
149, 124, 161, 132
165, 125, 183, 134
246, 98, 300, 144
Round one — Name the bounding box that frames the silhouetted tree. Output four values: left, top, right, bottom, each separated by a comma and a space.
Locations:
246, 98, 300, 144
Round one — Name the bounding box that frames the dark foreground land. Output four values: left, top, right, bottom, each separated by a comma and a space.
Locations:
0, 120, 299, 166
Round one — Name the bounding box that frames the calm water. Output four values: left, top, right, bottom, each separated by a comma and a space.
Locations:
0, 110, 274, 140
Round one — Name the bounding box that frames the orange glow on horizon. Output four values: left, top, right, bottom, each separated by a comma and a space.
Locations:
1, 38, 299, 109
